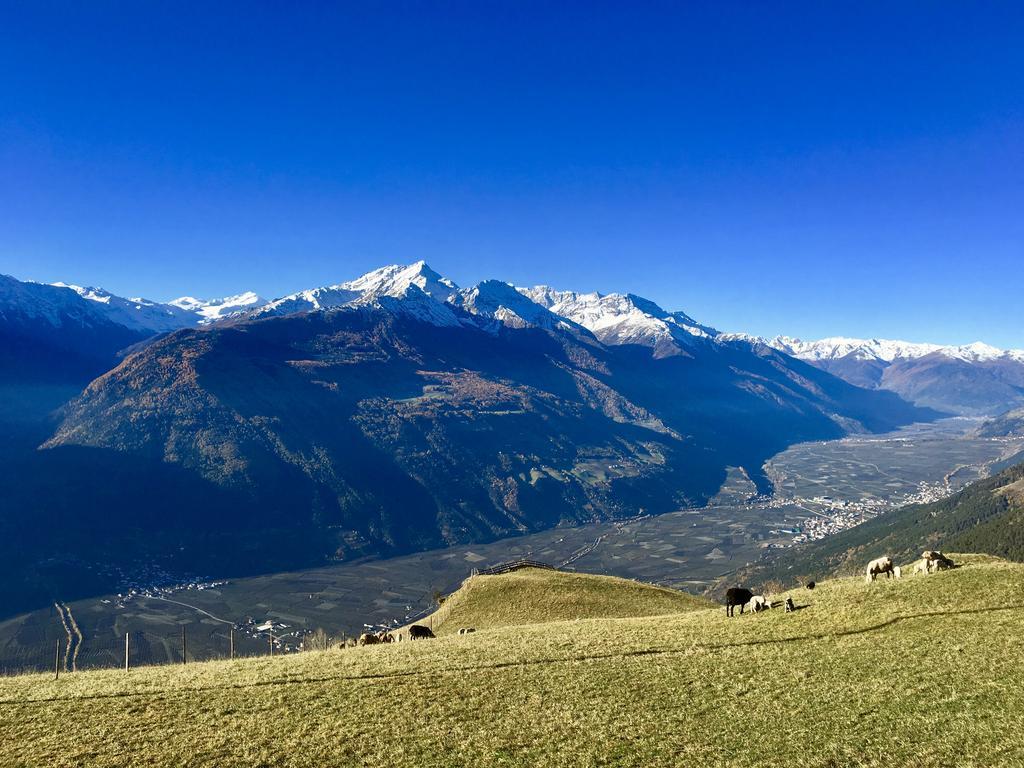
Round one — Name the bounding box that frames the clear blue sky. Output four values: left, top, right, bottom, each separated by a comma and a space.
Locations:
1, 3, 1022, 346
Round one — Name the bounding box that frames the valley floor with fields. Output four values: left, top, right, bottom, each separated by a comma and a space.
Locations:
2, 557, 1023, 767
1, 418, 1020, 673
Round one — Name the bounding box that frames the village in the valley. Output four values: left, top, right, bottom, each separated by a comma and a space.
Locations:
767, 480, 955, 544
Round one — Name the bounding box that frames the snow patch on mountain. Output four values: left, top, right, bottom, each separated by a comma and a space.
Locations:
169, 292, 266, 323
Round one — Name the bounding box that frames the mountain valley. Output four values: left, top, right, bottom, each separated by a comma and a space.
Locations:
0, 262, 946, 617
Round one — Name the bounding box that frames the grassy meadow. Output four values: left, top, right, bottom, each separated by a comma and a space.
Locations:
2, 557, 1023, 767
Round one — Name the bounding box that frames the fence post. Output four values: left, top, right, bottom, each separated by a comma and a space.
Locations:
54, 639, 61, 680
181, 626, 187, 665
229, 627, 234, 660
124, 632, 130, 672
269, 632, 274, 658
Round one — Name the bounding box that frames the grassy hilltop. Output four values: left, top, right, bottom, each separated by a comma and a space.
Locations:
2, 560, 1024, 767
430, 568, 710, 635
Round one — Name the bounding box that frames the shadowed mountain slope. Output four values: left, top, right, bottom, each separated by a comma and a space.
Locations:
22, 303, 933, 612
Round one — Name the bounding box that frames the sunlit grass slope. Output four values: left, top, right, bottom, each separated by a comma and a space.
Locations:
2, 556, 1024, 767
431, 567, 711, 635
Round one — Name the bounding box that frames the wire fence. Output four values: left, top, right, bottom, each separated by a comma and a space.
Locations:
1, 562, 562, 677
0, 624, 339, 678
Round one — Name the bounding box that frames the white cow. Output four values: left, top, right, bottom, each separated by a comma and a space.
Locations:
865, 556, 895, 582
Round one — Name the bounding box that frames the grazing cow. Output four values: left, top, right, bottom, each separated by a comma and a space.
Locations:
784, 597, 796, 613
805, 581, 816, 590
378, 632, 395, 644
865, 556, 894, 582
725, 587, 754, 617
918, 550, 955, 573
408, 624, 435, 640
358, 632, 379, 646
749, 595, 771, 613
458, 627, 476, 635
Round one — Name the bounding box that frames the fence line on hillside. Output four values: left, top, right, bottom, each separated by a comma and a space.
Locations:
2, 561, 565, 676
0, 624, 320, 678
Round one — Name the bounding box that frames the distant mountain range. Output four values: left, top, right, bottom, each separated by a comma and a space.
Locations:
718, 335, 1024, 415
7, 265, 1021, 415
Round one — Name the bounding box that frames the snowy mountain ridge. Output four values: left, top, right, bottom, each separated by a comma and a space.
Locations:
5, 263, 1019, 366
252, 261, 463, 327
764, 335, 1024, 364
50, 283, 197, 334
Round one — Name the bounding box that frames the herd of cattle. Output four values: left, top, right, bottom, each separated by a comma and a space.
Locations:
333, 550, 959, 643
725, 550, 956, 617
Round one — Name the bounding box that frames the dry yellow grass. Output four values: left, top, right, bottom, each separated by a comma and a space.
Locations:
2, 555, 1023, 767
430, 567, 710, 635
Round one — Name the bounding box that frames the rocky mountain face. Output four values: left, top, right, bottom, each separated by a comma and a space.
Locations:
758, 336, 1024, 415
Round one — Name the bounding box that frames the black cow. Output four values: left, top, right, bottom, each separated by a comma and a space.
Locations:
408, 624, 435, 640
805, 581, 816, 590
724, 587, 754, 617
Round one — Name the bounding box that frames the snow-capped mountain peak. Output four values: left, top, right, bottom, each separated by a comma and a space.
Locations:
253, 261, 462, 326
342, 260, 458, 302
517, 286, 716, 357
169, 292, 267, 323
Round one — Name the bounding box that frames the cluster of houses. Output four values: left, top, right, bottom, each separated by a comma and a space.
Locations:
100, 578, 229, 609
771, 481, 956, 546
233, 617, 309, 653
